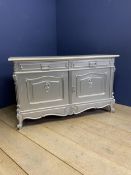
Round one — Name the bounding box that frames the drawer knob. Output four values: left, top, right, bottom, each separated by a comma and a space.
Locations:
88, 78, 93, 87
44, 82, 50, 93
41, 64, 50, 70
69, 62, 74, 68
89, 62, 97, 67
19, 64, 23, 69
65, 63, 68, 68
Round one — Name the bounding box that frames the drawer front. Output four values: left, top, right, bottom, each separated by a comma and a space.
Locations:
15, 61, 68, 72
69, 59, 110, 69
16, 71, 69, 111
71, 68, 110, 103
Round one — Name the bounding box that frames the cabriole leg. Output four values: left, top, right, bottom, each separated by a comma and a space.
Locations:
17, 114, 23, 130
110, 104, 115, 113
104, 104, 115, 113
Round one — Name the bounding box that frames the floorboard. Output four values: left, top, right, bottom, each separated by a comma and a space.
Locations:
0, 121, 81, 175
0, 148, 27, 175
42, 117, 131, 170
0, 104, 131, 175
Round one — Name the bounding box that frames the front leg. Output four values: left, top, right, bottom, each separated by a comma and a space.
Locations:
104, 104, 115, 113
17, 114, 23, 130
110, 104, 115, 113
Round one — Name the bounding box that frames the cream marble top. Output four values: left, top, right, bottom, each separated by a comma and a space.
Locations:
8, 55, 120, 62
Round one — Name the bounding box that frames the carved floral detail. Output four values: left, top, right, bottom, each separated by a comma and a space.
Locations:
44, 82, 50, 93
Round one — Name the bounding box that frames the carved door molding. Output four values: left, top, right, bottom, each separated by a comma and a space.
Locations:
71, 68, 110, 103
17, 72, 68, 110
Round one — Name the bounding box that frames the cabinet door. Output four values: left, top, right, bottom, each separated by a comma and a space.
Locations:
16, 71, 68, 111
71, 68, 110, 104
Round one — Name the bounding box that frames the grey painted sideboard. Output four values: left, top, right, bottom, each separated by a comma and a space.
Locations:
8, 55, 119, 129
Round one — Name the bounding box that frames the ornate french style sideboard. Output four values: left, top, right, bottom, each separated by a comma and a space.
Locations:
8, 55, 119, 129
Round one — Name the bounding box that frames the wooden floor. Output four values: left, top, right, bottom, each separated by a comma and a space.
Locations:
0, 104, 131, 175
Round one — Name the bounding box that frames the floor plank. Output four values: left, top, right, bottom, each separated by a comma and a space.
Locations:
42, 118, 131, 170
20, 124, 131, 175
0, 105, 17, 127
0, 149, 27, 175
115, 104, 131, 115
1, 104, 131, 175
87, 110, 131, 133
0, 121, 81, 175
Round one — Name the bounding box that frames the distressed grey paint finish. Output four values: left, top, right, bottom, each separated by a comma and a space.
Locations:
9, 55, 119, 129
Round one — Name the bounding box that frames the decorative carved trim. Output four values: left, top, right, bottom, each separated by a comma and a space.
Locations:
16, 99, 115, 129
20, 106, 70, 120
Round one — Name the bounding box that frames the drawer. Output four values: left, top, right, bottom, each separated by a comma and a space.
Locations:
15, 61, 68, 72
69, 59, 110, 69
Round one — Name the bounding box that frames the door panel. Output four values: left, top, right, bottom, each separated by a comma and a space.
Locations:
17, 71, 68, 111
26, 76, 64, 103
71, 68, 110, 103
